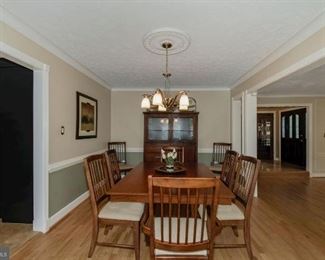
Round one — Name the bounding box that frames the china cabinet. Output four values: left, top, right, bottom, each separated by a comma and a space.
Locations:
143, 111, 198, 163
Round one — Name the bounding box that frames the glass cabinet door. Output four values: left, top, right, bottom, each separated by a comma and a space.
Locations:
172, 117, 194, 141
148, 117, 169, 140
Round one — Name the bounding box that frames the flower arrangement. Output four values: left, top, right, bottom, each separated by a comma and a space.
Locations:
161, 148, 177, 168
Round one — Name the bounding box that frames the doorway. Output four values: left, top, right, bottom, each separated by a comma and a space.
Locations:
257, 113, 274, 160
281, 108, 306, 168
0, 58, 33, 223
1, 42, 49, 232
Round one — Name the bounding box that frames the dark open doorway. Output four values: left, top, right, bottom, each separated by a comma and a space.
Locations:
0, 58, 33, 223
257, 113, 274, 160
281, 108, 306, 168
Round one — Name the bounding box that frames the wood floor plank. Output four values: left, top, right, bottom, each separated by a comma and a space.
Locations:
10, 163, 325, 259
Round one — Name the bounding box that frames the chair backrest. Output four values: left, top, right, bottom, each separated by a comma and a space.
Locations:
161, 146, 185, 164
147, 176, 220, 255
211, 142, 232, 165
233, 155, 261, 211
220, 150, 239, 190
84, 154, 110, 216
108, 142, 127, 163
105, 149, 122, 186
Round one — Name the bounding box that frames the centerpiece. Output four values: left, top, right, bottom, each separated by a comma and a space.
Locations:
161, 148, 177, 172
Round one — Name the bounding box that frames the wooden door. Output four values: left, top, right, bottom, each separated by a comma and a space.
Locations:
257, 113, 274, 160
281, 108, 306, 168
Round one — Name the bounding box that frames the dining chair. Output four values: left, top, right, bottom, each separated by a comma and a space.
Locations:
84, 153, 145, 260
144, 176, 220, 260
108, 141, 133, 173
219, 150, 239, 190
209, 142, 232, 173
161, 146, 185, 164
105, 149, 122, 186
214, 155, 261, 260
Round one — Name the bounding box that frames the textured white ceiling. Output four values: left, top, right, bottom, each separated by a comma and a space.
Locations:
2, 1, 325, 89
258, 64, 325, 96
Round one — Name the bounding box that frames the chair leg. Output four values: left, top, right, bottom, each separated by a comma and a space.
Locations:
244, 220, 254, 260
88, 220, 99, 257
133, 222, 140, 260
231, 226, 239, 237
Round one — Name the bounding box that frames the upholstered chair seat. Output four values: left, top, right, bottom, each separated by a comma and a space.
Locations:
217, 204, 245, 220
154, 217, 208, 256
99, 202, 145, 221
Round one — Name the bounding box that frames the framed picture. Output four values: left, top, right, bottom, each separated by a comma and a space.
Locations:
76, 92, 98, 139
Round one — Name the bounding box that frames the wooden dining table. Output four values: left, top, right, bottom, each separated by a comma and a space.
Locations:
108, 162, 235, 204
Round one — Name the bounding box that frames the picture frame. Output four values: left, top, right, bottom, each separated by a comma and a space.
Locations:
76, 92, 98, 139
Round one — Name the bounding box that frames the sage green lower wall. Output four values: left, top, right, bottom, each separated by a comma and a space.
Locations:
49, 163, 88, 217
127, 152, 212, 166
48, 152, 212, 217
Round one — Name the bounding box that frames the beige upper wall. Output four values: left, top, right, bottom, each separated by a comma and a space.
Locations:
258, 97, 325, 174
0, 22, 111, 163
110, 90, 231, 150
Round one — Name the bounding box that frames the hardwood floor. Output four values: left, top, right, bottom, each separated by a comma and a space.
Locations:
0, 222, 37, 254
11, 163, 325, 259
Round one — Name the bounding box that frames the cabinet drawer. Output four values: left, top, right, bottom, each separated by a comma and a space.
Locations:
144, 152, 161, 163
144, 144, 161, 153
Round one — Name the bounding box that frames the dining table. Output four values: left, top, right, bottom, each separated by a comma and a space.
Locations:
108, 162, 235, 204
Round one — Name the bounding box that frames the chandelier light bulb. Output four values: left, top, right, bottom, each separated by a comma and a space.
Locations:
179, 105, 188, 111
179, 92, 189, 107
141, 95, 151, 109
152, 90, 163, 106
158, 105, 166, 111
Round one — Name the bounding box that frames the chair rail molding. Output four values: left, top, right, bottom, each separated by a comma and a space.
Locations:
48, 149, 107, 173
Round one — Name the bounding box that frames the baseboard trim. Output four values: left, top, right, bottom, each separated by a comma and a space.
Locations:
47, 191, 89, 229
310, 173, 325, 178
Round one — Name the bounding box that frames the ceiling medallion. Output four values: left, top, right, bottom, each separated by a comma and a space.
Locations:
143, 27, 191, 55
141, 28, 196, 112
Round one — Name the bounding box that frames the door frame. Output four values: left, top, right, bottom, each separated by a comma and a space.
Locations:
259, 103, 312, 175
257, 111, 276, 160
0, 42, 49, 232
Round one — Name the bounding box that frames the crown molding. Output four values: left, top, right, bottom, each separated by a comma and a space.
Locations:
111, 87, 230, 92
0, 5, 111, 90
231, 11, 325, 90
258, 94, 325, 98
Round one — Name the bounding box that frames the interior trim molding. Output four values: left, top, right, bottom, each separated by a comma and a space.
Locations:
111, 87, 230, 92
310, 173, 325, 178
248, 48, 325, 94
47, 191, 89, 229
231, 11, 325, 90
1, 40, 50, 233
259, 94, 325, 98
126, 147, 213, 153
0, 5, 111, 90
48, 149, 107, 173
127, 147, 143, 153
49, 147, 215, 172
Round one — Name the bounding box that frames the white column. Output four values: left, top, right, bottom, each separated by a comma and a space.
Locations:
231, 98, 242, 153
242, 91, 257, 157
241, 91, 258, 196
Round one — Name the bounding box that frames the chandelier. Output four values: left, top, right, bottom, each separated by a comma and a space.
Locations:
141, 41, 190, 112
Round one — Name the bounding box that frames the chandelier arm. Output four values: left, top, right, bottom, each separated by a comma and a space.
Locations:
174, 90, 185, 101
